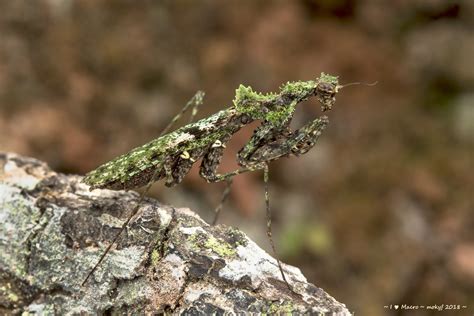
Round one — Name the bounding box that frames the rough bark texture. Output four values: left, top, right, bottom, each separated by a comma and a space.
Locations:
0, 152, 350, 315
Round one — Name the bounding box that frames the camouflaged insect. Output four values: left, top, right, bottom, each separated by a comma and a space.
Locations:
81, 72, 346, 289
83, 73, 341, 191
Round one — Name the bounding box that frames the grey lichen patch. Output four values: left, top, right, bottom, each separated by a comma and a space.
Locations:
22, 302, 56, 315
114, 277, 153, 307
0, 184, 42, 279
97, 213, 125, 228
1, 154, 52, 190
182, 282, 218, 303
218, 235, 307, 290
27, 206, 83, 289
181, 282, 233, 312
103, 246, 147, 280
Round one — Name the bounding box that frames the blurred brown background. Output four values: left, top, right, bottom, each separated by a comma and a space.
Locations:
1, 1, 473, 314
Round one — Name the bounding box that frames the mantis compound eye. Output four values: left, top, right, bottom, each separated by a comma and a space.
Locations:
315, 82, 337, 112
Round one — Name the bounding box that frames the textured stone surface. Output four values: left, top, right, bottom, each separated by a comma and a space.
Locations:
0, 152, 350, 315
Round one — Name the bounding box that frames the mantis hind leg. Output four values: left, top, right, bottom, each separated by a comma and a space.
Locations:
160, 90, 205, 137
212, 178, 232, 225
263, 163, 293, 291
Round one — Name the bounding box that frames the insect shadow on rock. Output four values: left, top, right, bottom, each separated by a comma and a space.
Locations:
81, 73, 370, 291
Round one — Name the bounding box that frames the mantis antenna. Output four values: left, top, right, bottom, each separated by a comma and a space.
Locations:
336, 81, 378, 91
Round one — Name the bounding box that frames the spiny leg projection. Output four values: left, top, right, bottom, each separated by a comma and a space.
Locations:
82, 91, 204, 286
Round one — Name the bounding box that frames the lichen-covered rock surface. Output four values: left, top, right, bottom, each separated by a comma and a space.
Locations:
0, 152, 350, 315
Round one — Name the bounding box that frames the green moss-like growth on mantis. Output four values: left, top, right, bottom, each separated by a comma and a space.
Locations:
233, 73, 338, 125
83, 72, 339, 190
233, 85, 276, 120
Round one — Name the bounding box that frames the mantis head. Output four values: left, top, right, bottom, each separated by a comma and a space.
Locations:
315, 73, 377, 111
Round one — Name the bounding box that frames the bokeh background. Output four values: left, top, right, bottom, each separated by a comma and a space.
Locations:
1, 1, 473, 314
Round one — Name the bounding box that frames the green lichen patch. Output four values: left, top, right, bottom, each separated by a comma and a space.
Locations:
204, 235, 236, 257
267, 300, 295, 314
187, 231, 237, 258
150, 249, 160, 266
